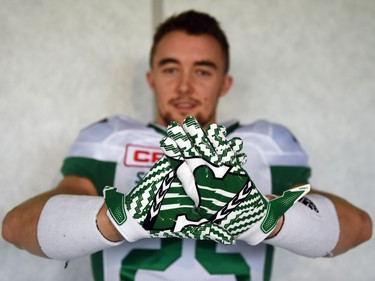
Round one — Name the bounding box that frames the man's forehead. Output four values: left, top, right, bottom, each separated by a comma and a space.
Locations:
152, 31, 225, 68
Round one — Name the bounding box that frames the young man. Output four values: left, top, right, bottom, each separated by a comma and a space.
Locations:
2, 10, 372, 281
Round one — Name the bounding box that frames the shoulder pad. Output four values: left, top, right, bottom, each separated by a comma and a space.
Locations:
236, 119, 302, 153
77, 115, 146, 143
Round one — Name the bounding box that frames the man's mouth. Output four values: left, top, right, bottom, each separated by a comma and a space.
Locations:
171, 100, 197, 110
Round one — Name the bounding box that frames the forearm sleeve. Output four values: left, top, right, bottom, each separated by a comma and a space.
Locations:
264, 194, 340, 258
37, 195, 123, 261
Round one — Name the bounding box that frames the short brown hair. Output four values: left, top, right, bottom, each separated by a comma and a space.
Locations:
150, 10, 230, 73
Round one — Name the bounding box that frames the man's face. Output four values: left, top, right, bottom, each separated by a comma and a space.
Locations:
147, 31, 232, 129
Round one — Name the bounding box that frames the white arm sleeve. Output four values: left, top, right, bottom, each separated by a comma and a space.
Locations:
37, 195, 123, 261
264, 194, 340, 258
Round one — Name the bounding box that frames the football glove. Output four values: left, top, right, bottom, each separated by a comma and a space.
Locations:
103, 156, 234, 244
160, 116, 310, 245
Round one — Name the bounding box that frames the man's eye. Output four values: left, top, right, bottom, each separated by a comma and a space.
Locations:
196, 69, 212, 77
162, 68, 177, 74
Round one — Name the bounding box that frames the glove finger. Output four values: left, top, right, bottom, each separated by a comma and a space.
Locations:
127, 156, 171, 218
160, 137, 200, 206
227, 137, 247, 165
104, 187, 127, 225
167, 121, 200, 158
228, 137, 243, 154
183, 116, 219, 165
160, 136, 183, 158
206, 124, 236, 165
235, 152, 247, 166
261, 184, 311, 234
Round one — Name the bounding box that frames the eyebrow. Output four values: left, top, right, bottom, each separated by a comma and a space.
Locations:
195, 60, 217, 70
157, 58, 179, 67
157, 58, 218, 70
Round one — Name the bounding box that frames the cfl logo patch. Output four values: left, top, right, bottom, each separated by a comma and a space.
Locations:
124, 144, 163, 167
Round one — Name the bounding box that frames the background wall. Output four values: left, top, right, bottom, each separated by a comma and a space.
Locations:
1, 0, 374, 280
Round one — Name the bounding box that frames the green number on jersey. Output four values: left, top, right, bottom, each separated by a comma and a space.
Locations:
196, 240, 250, 281
120, 239, 182, 280
119, 240, 252, 281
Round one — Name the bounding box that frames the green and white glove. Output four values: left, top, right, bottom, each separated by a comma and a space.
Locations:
103, 156, 234, 244
161, 116, 310, 245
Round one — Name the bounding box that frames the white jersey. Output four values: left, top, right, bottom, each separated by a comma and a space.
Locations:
61, 115, 310, 281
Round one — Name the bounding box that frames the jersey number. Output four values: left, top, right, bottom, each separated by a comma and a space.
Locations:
120, 239, 250, 281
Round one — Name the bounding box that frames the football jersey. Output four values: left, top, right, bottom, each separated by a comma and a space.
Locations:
61, 115, 311, 281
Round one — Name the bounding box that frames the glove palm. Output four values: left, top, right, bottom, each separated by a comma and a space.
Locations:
104, 155, 234, 244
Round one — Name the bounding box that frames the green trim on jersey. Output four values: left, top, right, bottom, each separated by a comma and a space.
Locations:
264, 245, 274, 281
61, 157, 117, 196
270, 166, 311, 196
91, 252, 104, 281
148, 123, 167, 136
225, 121, 240, 135
147, 121, 240, 136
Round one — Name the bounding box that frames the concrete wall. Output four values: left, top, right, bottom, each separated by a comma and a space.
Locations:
1, 0, 374, 280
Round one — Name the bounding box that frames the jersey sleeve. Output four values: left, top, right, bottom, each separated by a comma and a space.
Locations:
60, 117, 122, 195
61, 157, 117, 196
266, 121, 311, 195
236, 120, 312, 195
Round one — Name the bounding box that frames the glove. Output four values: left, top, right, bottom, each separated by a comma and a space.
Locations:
103, 155, 234, 244
160, 116, 310, 245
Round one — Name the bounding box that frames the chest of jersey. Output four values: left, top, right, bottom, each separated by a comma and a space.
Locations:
63, 116, 309, 281
97, 126, 273, 281
108, 129, 274, 197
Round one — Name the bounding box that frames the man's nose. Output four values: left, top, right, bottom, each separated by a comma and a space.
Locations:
177, 71, 193, 95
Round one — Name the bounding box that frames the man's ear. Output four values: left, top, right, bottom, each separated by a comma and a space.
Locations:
220, 75, 233, 97
146, 71, 155, 93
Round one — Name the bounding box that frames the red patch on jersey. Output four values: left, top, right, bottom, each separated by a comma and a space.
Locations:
124, 144, 163, 167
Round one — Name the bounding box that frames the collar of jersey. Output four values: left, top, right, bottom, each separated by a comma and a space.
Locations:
147, 120, 240, 136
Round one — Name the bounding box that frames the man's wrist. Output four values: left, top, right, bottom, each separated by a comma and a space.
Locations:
265, 215, 284, 239
96, 204, 124, 242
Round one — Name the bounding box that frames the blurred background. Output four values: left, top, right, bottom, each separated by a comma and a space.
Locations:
1, 0, 374, 280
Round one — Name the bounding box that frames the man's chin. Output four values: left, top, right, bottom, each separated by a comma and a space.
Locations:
177, 113, 210, 128
161, 112, 211, 128
171, 114, 190, 125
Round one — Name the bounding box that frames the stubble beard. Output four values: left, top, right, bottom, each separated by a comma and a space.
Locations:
161, 111, 212, 130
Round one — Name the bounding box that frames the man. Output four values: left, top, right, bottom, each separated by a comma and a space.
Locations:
2, 10, 372, 281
